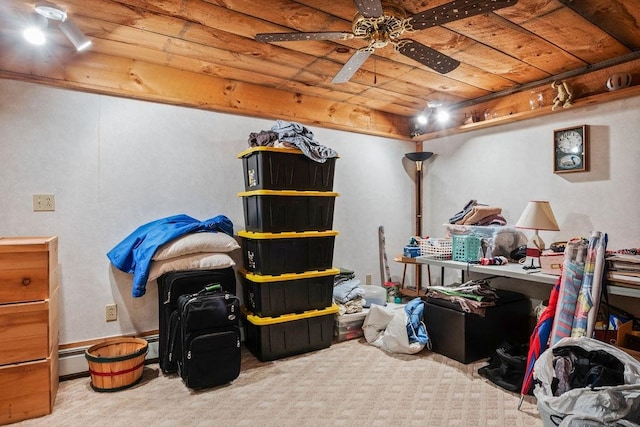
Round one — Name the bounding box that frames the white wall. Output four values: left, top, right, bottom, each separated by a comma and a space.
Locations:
422, 97, 640, 249
420, 96, 640, 314
0, 79, 415, 344
1, 79, 639, 345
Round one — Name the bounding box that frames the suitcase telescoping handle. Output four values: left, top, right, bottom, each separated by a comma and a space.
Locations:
202, 283, 222, 293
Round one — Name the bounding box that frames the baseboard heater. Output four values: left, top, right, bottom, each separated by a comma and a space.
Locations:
58, 334, 160, 380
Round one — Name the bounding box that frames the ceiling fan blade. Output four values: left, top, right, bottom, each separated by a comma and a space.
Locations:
332, 48, 373, 83
407, 0, 518, 30
396, 40, 460, 74
256, 32, 354, 43
353, 0, 384, 18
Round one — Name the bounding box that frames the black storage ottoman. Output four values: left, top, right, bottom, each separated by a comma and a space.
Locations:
424, 289, 531, 364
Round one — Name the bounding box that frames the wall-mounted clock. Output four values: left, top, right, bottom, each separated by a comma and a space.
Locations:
553, 125, 588, 173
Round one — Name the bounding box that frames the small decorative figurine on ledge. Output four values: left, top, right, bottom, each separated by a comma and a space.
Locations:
551, 80, 574, 110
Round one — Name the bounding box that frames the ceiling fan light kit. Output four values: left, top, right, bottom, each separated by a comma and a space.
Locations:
255, 0, 518, 84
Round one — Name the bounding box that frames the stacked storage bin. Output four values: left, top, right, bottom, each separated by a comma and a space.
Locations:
237, 146, 339, 361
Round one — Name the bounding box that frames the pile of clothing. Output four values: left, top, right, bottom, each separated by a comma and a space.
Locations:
332, 268, 365, 315
426, 279, 499, 316
449, 199, 506, 226
248, 120, 338, 163
107, 214, 240, 297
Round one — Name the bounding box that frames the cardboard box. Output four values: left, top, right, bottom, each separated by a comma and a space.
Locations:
540, 251, 563, 275
616, 321, 640, 362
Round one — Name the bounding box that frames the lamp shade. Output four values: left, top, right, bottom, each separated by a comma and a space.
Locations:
515, 201, 560, 231
405, 152, 434, 162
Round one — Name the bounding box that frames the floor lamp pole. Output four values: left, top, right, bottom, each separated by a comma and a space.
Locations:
405, 152, 434, 294
414, 163, 423, 288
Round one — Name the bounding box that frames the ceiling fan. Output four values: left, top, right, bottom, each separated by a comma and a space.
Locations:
256, 0, 518, 83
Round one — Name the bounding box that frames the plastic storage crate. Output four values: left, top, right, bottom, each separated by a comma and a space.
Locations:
419, 238, 452, 259
452, 234, 482, 262
239, 268, 339, 317
243, 304, 339, 361
239, 189, 338, 232
238, 230, 337, 275
334, 309, 368, 342
237, 146, 337, 191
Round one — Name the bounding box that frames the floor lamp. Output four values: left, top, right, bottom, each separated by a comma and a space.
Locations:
405, 151, 434, 291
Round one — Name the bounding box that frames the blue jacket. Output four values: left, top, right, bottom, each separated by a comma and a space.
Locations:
405, 297, 429, 347
107, 214, 234, 297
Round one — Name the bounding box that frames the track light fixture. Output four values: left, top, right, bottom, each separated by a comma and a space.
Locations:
24, 1, 91, 51
23, 13, 48, 45
415, 101, 450, 126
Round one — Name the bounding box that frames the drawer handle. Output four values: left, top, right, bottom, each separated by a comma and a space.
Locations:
21, 277, 31, 286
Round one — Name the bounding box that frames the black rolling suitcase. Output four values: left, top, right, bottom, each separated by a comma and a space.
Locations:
172, 285, 241, 389
157, 267, 236, 374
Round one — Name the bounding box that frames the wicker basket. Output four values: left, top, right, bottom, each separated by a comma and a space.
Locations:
85, 337, 148, 392
419, 238, 452, 259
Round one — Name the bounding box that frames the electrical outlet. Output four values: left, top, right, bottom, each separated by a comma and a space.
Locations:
365, 274, 372, 286
106, 304, 117, 322
33, 194, 55, 211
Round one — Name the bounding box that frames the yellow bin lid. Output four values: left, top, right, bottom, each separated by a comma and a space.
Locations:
238, 189, 339, 197
239, 268, 340, 283
238, 230, 339, 239
237, 146, 304, 158
243, 304, 340, 325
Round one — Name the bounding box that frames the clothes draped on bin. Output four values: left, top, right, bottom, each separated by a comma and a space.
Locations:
248, 120, 338, 163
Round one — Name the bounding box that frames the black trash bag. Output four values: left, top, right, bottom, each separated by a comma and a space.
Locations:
478, 342, 529, 393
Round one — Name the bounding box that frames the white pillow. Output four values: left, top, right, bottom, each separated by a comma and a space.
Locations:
152, 232, 240, 261
148, 253, 235, 281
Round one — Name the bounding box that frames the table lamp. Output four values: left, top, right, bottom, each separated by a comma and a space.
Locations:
515, 201, 560, 269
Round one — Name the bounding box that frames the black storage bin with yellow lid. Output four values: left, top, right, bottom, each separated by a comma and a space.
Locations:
243, 304, 339, 362
238, 146, 337, 192
239, 189, 338, 233
239, 268, 339, 317
239, 230, 338, 275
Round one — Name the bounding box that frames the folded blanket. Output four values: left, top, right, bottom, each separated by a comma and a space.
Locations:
335, 297, 365, 315
333, 278, 364, 304
457, 206, 502, 225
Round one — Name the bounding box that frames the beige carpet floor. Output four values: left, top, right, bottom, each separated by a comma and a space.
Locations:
13, 339, 543, 427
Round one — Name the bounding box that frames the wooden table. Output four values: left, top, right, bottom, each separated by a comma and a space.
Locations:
393, 256, 431, 297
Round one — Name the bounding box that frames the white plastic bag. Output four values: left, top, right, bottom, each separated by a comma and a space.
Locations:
361, 304, 425, 354
533, 337, 640, 426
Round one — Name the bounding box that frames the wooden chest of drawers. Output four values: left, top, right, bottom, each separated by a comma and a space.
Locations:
0, 236, 59, 425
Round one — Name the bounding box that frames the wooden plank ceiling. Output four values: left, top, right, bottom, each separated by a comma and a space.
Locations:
1, 0, 639, 141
